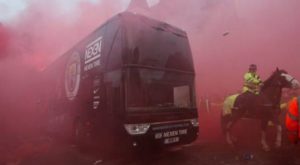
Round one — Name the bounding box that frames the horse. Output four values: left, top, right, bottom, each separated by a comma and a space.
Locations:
221, 68, 300, 151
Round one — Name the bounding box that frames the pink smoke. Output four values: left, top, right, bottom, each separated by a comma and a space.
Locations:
3, 0, 125, 69
0, 0, 300, 149
1, 0, 299, 96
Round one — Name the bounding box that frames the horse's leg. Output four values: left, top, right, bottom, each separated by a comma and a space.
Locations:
225, 121, 233, 145
275, 124, 282, 148
261, 130, 270, 151
261, 120, 270, 151
222, 114, 239, 146
272, 115, 282, 148
221, 115, 234, 145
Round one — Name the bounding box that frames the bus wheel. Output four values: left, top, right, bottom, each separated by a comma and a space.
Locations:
73, 119, 92, 150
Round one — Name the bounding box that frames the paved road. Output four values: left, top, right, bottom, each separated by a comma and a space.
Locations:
12, 140, 300, 165
3, 107, 300, 165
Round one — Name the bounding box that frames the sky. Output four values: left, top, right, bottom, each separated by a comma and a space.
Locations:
0, 0, 27, 22
0, 0, 160, 22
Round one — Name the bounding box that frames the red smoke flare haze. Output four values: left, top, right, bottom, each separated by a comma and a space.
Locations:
1, 0, 300, 96
0, 0, 300, 159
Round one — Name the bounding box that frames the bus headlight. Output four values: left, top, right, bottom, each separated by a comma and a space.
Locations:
124, 123, 150, 135
190, 118, 199, 127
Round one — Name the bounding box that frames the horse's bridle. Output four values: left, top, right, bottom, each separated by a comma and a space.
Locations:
288, 76, 296, 83
282, 73, 298, 88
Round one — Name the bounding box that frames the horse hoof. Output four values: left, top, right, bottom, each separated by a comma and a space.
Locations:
227, 143, 236, 149
231, 136, 238, 143
262, 145, 270, 152
275, 143, 282, 149
226, 139, 235, 148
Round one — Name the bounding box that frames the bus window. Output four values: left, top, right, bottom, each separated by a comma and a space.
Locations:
104, 70, 123, 114
126, 68, 194, 111
174, 85, 191, 108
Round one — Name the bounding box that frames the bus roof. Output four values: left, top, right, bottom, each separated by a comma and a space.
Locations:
44, 12, 194, 74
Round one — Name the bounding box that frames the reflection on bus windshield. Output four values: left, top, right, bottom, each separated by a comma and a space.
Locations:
127, 68, 194, 111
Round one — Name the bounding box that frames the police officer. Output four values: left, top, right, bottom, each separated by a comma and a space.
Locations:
237, 64, 263, 113
243, 64, 263, 95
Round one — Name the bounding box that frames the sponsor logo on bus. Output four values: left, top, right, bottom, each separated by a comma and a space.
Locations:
65, 52, 81, 101
84, 36, 102, 71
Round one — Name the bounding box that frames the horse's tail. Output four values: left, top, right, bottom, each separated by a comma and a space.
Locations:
221, 94, 239, 134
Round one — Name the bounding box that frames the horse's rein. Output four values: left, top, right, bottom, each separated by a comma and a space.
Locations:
289, 77, 296, 84
282, 73, 297, 87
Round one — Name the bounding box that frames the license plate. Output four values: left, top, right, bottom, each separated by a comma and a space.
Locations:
154, 129, 188, 139
164, 137, 180, 144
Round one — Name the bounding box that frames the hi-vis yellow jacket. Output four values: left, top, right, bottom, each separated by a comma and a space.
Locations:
242, 72, 262, 94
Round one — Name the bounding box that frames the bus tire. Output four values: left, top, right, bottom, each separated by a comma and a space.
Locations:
73, 119, 92, 151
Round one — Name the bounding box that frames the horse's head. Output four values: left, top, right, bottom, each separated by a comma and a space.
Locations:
273, 68, 299, 89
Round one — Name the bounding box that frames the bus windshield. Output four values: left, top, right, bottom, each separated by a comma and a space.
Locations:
126, 68, 195, 112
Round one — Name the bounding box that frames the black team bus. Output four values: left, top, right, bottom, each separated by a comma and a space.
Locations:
41, 12, 198, 153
